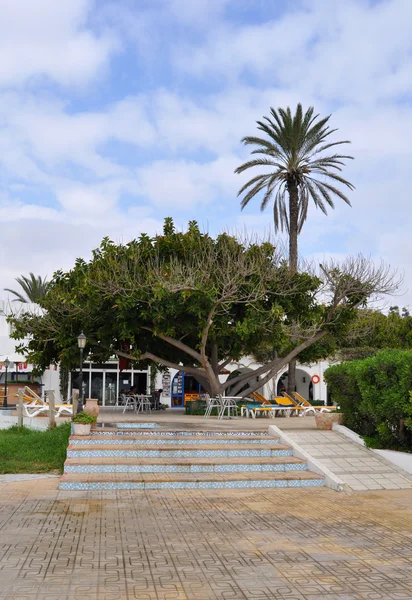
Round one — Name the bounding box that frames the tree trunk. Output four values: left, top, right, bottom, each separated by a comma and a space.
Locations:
287, 358, 296, 395
288, 181, 299, 272
287, 180, 299, 394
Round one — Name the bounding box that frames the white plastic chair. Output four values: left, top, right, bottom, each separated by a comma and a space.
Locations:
139, 395, 152, 413
122, 395, 135, 413
218, 395, 239, 419
204, 394, 222, 418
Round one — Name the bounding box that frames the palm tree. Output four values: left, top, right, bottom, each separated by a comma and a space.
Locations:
235, 104, 354, 270
235, 104, 354, 392
4, 273, 49, 303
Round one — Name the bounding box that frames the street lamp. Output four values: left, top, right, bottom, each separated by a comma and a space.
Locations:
77, 333, 87, 413
3, 358, 10, 409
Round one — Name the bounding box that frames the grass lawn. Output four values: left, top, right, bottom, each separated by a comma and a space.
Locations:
0, 423, 71, 474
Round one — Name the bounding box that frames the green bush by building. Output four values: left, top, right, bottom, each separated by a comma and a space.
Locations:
324, 350, 412, 450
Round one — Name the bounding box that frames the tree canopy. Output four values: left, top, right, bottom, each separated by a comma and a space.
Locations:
10, 219, 398, 397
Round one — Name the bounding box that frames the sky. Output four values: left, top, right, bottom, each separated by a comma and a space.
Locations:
0, 0, 411, 308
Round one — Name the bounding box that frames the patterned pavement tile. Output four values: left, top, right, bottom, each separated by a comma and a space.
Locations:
2, 480, 412, 598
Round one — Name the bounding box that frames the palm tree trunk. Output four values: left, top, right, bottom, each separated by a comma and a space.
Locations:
287, 180, 299, 394
288, 181, 299, 272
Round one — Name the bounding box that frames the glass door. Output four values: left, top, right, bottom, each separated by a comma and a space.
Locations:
90, 373, 104, 405
171, 371, 184, 407
105, 372, 118, 406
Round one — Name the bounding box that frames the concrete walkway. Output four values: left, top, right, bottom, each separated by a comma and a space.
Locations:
97, 408, 317, 430
2, 478, 412, 599
284, 429, 412, 491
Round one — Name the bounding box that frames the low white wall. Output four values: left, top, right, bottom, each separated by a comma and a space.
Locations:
333, 424, 365, 446
334, 423, 412, 475
0, 413, 69, 430
373, 450, 412, 474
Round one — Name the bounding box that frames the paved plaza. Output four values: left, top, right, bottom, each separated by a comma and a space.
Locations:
2, 477, 412, 599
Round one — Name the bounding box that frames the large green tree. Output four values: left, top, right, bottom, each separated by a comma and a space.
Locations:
10, 221, 397, 398
235, 104, 354, 392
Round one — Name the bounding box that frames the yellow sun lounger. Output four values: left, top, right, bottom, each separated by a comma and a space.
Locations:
248, 392, 304, 417
285, 391, 332, 414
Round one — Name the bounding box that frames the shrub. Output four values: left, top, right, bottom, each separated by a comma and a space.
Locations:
72, 411, 97, 424
325, 350, 412, 449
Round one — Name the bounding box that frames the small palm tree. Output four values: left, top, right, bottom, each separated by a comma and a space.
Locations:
235, 104, 354, 270
4, 273, 49, 303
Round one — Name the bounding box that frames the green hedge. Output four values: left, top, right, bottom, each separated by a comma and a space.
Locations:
324, 350, 412, 449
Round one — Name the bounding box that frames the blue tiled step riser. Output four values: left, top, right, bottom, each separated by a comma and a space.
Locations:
117, 423, 159, 428
93, 431, 269, 437
66, 449, 293, 458
64, 462, 307, 474
70, 438, 279, 446
59, 479, 324, 491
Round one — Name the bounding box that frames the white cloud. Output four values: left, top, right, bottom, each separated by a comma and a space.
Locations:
0, 195, 164, 297
175, 0, 412, 104
136, 155, 239, 209
0, 0, 117, 88
1, 0, 412, 313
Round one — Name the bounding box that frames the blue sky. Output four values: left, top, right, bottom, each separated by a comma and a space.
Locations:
1, 0, 411, 307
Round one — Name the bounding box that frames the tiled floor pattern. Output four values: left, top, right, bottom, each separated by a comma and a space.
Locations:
2, 478, 412, 599
60, 427, 324, 491
285, 429, 412, 491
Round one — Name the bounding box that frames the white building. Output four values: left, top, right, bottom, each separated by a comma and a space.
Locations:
0, 300, 60, 402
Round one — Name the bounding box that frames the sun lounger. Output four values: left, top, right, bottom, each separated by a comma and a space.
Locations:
283, 391, 331, 415
15, 386, 73, 417
242, 394, 302, 418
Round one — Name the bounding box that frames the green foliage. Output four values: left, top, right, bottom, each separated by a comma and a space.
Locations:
9, 219, 394, 398
325, 350, 412, 449
0, 423, 70, 474
4, 273, 49, 303
10, 219, 322, 375
235, 104, 354, 233
72, 411, 97, 424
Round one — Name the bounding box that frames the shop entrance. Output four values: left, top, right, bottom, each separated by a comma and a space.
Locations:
171, 371, 204, 408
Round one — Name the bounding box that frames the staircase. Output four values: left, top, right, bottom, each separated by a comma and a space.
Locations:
59, 423, 324, 491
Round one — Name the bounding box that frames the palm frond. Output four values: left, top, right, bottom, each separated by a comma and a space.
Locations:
235, 103, 354, 239
308, 178, 352, 206
4, 272, 49, 303
234, 158, 281, 175
304, 179, 328, 215
3, 288, 28, 303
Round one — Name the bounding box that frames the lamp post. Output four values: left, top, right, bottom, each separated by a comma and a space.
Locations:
77, 333, 87, 413
3, 358, 10, 409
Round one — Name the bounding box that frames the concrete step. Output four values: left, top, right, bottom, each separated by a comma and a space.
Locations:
59, 470, 324, 490
64, 455, 305, 466
69, 435, 278, 446
66, 444, 293, 459
92, 429, 269, 437
68, 441, 282, 451
64, 456, 307, 473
